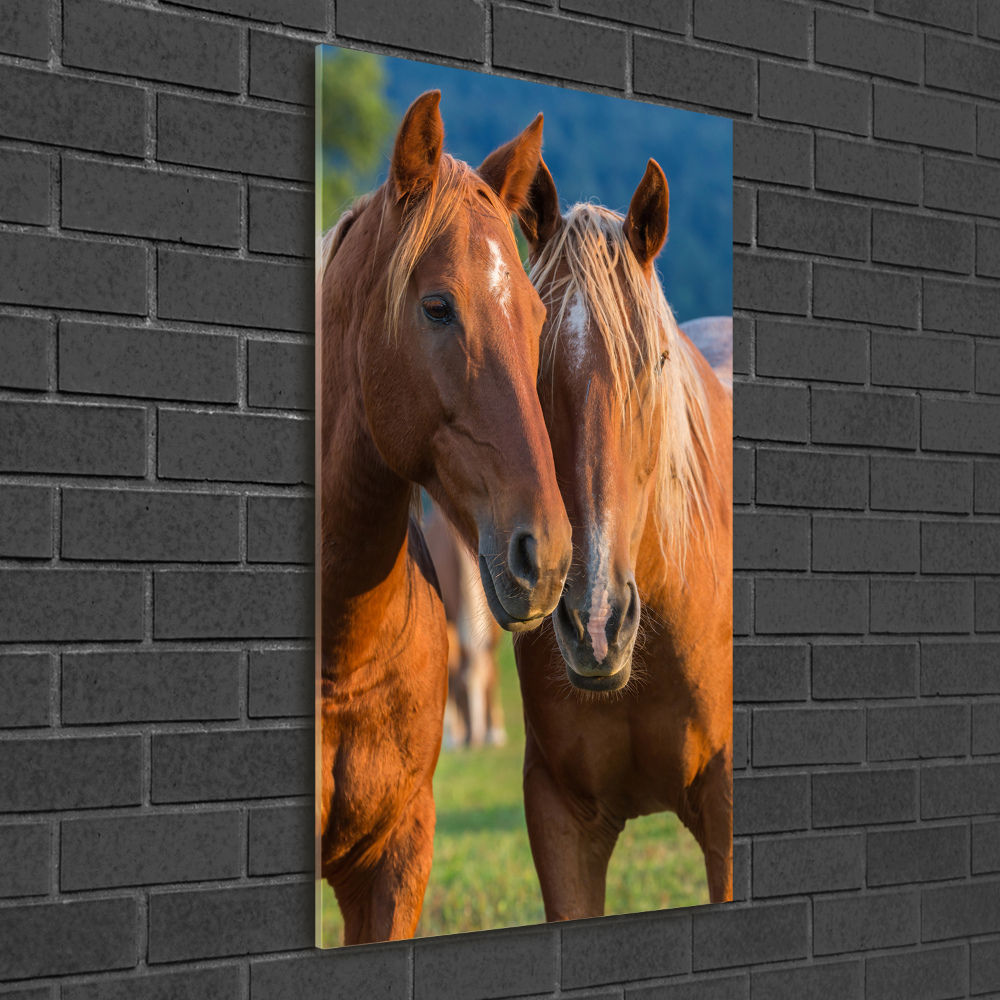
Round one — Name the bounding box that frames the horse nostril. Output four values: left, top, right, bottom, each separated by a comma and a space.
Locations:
507, 529, 539, 590
623, 579, 639, 627
556, 597, 586, 643
609, 579, 640, 645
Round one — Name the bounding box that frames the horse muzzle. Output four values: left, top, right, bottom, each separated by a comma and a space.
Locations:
552, 576, 640, 691
478, 525, 571, 632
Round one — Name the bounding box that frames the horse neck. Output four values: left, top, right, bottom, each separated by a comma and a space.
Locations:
319, 206, 417, 680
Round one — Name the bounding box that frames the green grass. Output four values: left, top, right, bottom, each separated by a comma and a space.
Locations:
320, 636, 708, 945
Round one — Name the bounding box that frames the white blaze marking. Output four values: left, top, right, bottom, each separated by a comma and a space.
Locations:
486, 238, 511, 322
566, 291, 589, 370
587, 585, 611, 663
585, 520, 612, 664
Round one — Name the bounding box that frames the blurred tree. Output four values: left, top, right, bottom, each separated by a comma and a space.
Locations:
318, 49, 396, 231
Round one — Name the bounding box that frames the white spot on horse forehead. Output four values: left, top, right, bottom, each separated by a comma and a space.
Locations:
485, 237, 511, 321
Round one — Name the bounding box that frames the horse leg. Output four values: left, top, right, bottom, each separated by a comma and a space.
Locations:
336, 782, 436, 944
682, 748, 733, 904
467, 651, 489, 747
523, 729, 622, 921
442, 698, 459, 750
454, 652, 473, 746
486, 653, 507, 746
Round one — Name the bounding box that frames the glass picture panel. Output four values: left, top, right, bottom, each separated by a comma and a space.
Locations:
315, 44, 733, 947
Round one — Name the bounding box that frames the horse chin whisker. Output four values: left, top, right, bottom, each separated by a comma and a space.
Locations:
622, 658, 649, 698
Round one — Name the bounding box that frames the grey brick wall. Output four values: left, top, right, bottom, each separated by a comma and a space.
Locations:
1, 0, 999, 997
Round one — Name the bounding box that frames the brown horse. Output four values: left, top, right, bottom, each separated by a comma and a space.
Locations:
513, 158, 734, 917
424, 504, 507, 748
317, 93, 572, 944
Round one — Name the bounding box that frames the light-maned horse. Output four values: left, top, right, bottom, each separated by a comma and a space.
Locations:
424, 505, 507, 748
513, 158, 734, 916
317, 92, 572, 944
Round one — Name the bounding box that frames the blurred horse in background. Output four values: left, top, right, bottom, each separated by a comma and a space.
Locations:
680, 316, 733, 395
424, 505, 508, 749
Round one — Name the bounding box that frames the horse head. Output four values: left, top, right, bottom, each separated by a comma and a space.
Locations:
519, 158, 713, 690
323, 92, 572, 630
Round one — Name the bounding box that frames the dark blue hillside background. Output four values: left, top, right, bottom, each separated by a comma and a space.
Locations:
319, 46, 732, 325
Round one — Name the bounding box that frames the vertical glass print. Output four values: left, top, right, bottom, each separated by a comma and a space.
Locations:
316, 44, 734, 947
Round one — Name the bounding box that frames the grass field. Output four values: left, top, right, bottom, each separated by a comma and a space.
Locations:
320, 635, 709, 945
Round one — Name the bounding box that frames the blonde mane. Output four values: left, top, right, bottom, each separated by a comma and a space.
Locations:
316, 155, 518, 340
530, 203, 715, 567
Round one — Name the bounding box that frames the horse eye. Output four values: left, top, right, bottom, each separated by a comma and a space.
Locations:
422, 297, 453, 323
659, 350, 668, 370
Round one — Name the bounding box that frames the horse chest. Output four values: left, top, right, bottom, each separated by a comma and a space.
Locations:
527, 643, 721, 818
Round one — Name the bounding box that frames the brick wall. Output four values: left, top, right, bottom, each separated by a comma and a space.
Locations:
1, 0, 998, 997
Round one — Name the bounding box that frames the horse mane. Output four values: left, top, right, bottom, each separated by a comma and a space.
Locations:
530, 203, 715, 569
316, 191, 373, 283
316, 155, 517, 341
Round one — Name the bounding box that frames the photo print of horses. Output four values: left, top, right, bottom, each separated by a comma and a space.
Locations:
315, 44, 734, 947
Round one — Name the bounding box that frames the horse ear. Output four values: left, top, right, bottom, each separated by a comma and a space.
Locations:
389, 90, 444, 202
518, 157, 561, 253
623, 159, 669, 271
477, 112, 544, 213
